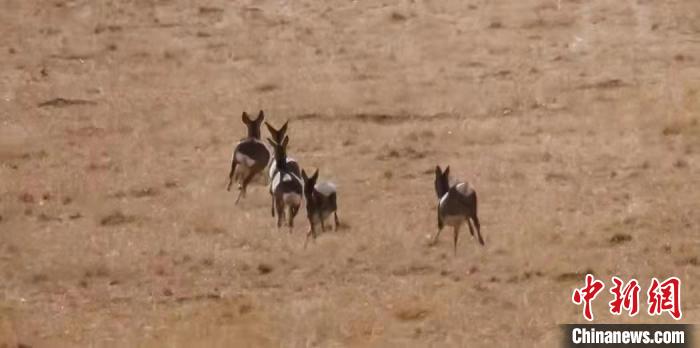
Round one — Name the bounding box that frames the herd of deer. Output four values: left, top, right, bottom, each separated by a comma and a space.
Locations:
226, 111, 484, 253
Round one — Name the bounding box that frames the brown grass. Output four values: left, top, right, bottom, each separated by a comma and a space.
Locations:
1, 0, 700, 347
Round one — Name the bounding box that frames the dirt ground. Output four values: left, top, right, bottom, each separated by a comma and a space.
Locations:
1, 0, 699, 346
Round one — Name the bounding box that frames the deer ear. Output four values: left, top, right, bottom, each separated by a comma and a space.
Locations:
256, 110, 265, 122
265, 122, 277, 138
301, 169, 308, 181
242, 112, 251, 124
435, 165, 442, 177
312, 169, 319, 182
443, 166, 450, 179
280, 120, 288, 135
281, 136, 289, 149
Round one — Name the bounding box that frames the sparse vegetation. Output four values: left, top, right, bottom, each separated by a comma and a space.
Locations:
99, 211, 136, 226
2, 0, 698, 346
609, 233, 632, 245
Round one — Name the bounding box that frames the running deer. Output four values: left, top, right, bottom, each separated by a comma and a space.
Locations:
433, 165, 483, 254
268, 136, 303, 232
265, 120, 301, 181
226, 111, 271, 204
301, 169, 339, 248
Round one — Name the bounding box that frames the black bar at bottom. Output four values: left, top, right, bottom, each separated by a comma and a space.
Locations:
561, 324, 694, 348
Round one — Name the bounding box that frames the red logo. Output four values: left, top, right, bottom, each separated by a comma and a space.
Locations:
609, 277, 640, 316
572, 274, 605, 321
572, 275, 682, 321
647, 277, 682, 320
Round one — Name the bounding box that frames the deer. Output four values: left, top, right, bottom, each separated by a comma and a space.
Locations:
268, 136, 303, 232
433, 165, 483, 254
301, 169, 339, 248
226, 111, 271, 204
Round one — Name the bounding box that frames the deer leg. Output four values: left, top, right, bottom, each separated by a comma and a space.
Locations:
432, 226, 444, 245
453, 224, 461, 255
289, 205, 299, 233
472, 215, 484, 246
304, 223, 316, 249
227, 158, 237, 191
466, 217, 475, 237
234, 189, 243, 205
275, 197, 285, 229
334, 211, 339, 231
240, 171, 257, 195
432, 209, 444, 245
235, 171, 256, 204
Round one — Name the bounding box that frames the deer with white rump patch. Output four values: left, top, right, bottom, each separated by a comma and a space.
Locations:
268, 136, 303, 232
227, 111, 271, 204
265, 120, 302, 218
265, 120, 301, 180
301, 169, 339, 248
433, 165, 483, 254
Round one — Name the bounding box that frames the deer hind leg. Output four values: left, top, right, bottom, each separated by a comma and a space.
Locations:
432, 209, 444, 245
472, 214, 484, 246
466, 216, 475, 237
328, 193, 339, 231
453, 224, 461, 255
227, 158, 238, 191
275, 196, 285, 229
304, 223, 316, 249
432, 226, 444, 246
320, 213, 327, 233
234, 187, 244, 204
235, 170, 257, 204
469, 194, 483, 245
240, 170, 257, 194
289, 205, 299, 233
